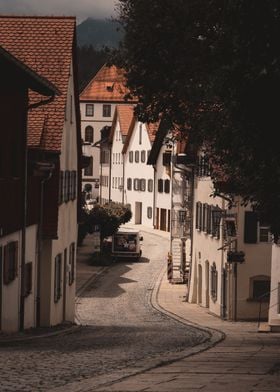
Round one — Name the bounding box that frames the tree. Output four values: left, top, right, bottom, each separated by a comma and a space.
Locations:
78, 202, 132, 246
113, 0, 280, 238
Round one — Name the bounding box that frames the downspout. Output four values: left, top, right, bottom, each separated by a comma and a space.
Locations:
109, 145, 112, 202
20, 94, 55, 331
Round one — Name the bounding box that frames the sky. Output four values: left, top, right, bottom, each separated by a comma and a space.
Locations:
0, 0, 117, 23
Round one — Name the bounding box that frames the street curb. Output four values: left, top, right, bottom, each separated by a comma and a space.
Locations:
76, 266, 109, 298
0, 324, 81, 346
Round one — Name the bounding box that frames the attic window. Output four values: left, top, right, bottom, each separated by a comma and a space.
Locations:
106, 85, 114, 92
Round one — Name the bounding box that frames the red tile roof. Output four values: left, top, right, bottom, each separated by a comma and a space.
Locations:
109, 105, 135, 142
146, 122, 159, 142
0, 16, 76, 152
80, 64, 137, 103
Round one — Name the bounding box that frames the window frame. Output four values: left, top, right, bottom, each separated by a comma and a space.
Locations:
85, 103, 94, 117
103, 104, 111, 118
85, 126, 94, 143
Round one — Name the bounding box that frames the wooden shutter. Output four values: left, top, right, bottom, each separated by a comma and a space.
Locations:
3, 244, 9, 284
244, 211, 258, 243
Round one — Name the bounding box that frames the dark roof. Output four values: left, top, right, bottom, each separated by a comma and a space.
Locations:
147, 118, 172, 165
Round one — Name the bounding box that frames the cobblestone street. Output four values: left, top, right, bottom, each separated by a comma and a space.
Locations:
0, 229, 208, 391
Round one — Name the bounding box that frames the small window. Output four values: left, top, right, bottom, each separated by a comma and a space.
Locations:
134, 178, 140, 191
158, 179, 163, 193
210, 263, 218, 302
85, 126, 94, 143
139, 124, 142, 145
103, 104, 111, 117
86, 104, 94, 117
141, 150, 146, 163
259, 226, 271, 243
54, 254, 62, 303
127, 178, 132, 190
129, 151, 133, 163
162, 152, 171, 166
69, 243, 75, 285
140, 179, 146, 191
148, 179, 153, 192
147, 207, 153, 219
84, 157, 93, 176
24, 262, 32, 297
135, 151, 139, 163
164, 179, 170, 193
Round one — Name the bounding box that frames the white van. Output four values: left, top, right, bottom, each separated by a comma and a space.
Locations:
112, 227, 143, 261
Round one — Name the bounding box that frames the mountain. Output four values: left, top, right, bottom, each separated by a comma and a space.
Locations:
77, 18, 122, 48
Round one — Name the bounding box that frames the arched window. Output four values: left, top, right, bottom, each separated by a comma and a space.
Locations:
84, 157, 93, 176
85, 126, 94, 143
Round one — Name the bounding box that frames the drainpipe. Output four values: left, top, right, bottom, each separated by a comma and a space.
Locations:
36, 163, 54, 327
153, 165, 157, 228
122, 154, 125, 205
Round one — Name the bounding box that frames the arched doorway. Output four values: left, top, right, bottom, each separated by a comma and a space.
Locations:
198, 264, 202, 305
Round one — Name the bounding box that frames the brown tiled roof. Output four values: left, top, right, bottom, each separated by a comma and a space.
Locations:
80, 64, 137, 103
146, 122, 159, 143
0, 16, 76, 152
109, 105, 135, 143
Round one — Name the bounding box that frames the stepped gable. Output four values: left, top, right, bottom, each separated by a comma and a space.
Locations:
80, 64, 137, 103
0, 16, 76, 152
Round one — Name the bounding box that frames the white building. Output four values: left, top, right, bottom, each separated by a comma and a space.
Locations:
0, 16, 81, 331
80, 65, 137, 199
188, 154, 272, 321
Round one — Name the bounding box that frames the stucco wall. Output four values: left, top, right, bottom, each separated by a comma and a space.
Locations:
269, 244, 280, 328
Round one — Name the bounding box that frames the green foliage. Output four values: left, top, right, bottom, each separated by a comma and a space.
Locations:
113, 0, 280, 238
86, 202, 132, 242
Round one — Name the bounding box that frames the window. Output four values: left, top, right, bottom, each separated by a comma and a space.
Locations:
158, 179, 163, 193
69, 243, 75, 285
162, 152, 171, 166
24, 262, 32, 297
195, 202, 202, 231
244, 211, 258, 244
135, 151, 139, 163
164, 179, 170, 193
139, 124, 142, 145
129, 151, 133, 163
140, 179, 146, 191
3, 241, 18, 284
202, 203, 207, 232
134, 178, 140, 191
148, 179, 153, 192
141, 150, 146, 163
127, 178, 132, 190
58, 171, 64, 204
147, 207, 153, 219
206, 204, 212, 234
103, 104, 111, 117
84, 157, 93, 176
259, 226, 271, 242
54, 254, 62, 303
250, 276, 271, 301
85, 126, 94, 143
210, 263, 218, 302
70, 95, 73, 124
85, 104, 94, 116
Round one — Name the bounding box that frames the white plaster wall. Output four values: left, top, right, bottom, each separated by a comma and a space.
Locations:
188, 176, 224, 317
269, 244, 280, 328
80, 102, 117, 197
41, 62, 78, 327
24, 224, 38, 329
0, 231, 21, 332
110, 119, 124, 204
124, 122, 154, 227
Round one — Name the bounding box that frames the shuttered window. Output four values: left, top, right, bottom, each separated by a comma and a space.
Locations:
127, 178, 132, 190
24, 262, 32, 297
207, 205, 212, 234
54, 254, 62, 303
140, 179, 146, 191
58, 171, 64, 204
244, 211, 258, 243
164, 179, 170, 193
158, 179, 163, 193
69, 243, 75, 286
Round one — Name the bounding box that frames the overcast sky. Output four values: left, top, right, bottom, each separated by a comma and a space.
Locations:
0, 0, 117, 23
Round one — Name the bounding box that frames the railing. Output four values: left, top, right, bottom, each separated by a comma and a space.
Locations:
257, 286, 279, 328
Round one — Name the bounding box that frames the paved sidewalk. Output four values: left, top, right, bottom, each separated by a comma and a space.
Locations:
90, 227, 280, 392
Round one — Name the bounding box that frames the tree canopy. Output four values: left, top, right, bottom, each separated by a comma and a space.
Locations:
113, 0, 280, 238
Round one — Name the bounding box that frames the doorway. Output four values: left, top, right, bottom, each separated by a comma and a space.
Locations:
135, 202, 142, 224
205, 261, 210, 308
221, 267, 228, 319
160, 209, 167, 231
0, 246, 2, 330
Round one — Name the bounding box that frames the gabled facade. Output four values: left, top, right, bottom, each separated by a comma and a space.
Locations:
188, 152, 272, 320
110, 105, 135, 205
123, 120, 156, 227
0, 16, 81, 330
80, 65, 137, 198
